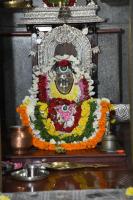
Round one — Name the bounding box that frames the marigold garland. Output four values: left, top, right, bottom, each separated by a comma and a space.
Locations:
36, 99, 90, 139
16, 55, 111, 151
17, 99, 110, 151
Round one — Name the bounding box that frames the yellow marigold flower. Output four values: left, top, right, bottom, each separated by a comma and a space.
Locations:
48, 125, 59, 136
0, 195, 10, 200
49, 126, 56, 135
79, 118, 87, 127
125, 187, 133, 196
44, 119, 59, 137
42, 119, 47, 126
72, 127, 81, 135
20, 104, 26, 109
42, 111, 48, 118
81, 100, 89, 108
109, 103, 115, 111
40, 105, 47, 111
23, 96, 31, 105
37, 102, 43, 105
81, 109, 90, 117
37, 102, 48, 110
81, 104, 90, 118
45, 118, 52, 128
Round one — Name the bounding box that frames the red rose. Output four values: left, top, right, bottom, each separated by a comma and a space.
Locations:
57, 59, 71, 67
54, 123, 63, 131
38, 75, 48, 102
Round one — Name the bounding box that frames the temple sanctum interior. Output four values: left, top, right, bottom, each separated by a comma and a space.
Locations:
0, 0, 133, 199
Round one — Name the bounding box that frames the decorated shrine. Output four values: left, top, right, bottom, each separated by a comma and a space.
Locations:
17, 54, 110, 151
1, 0, 133, 194
1, 0, 130, 158
16, 1, 112, 151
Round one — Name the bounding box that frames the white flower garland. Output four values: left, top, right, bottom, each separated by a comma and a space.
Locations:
29, 55, 95, 100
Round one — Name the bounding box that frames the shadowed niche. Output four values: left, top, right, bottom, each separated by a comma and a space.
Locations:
54, 43, 77, 57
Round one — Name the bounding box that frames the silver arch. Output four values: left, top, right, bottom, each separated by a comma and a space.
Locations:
38, 24, 93, 72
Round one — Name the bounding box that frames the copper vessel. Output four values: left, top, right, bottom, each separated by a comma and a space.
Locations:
10, 126, 32, 154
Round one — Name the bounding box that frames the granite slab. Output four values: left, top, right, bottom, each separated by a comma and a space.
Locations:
4, 189, 132, 200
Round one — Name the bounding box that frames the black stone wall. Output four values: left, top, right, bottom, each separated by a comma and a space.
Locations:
0, 0, 129, 131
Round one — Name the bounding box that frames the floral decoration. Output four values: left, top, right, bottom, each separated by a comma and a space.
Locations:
17, 55, 111, 151
17, 97, 110, 151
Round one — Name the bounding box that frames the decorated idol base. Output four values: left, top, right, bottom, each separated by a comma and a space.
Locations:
17, 55, 111, 151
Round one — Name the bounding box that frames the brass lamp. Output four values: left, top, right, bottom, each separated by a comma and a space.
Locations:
101, 112, 117, 152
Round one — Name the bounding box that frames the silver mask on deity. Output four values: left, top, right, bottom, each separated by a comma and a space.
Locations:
53, 61, 75, 95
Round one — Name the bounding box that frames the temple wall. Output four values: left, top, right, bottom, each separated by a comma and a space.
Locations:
97, 0, 129, 104
0, 0, 129, 129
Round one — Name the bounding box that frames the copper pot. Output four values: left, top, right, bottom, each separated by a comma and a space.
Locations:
10, 125, 32, 154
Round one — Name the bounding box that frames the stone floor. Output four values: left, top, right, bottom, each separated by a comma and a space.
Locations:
5, 189, 132, 200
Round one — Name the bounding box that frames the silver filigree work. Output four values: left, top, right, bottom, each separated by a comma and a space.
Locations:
113, 104, 130, 122
37, 24, 93, 73
19, 4, 104, 25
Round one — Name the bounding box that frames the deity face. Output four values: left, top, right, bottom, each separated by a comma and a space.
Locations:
55, 66, 74, 94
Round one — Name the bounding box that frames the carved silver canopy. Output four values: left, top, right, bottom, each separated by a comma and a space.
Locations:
38, 24, 93, 73
19, 1, 104, 25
